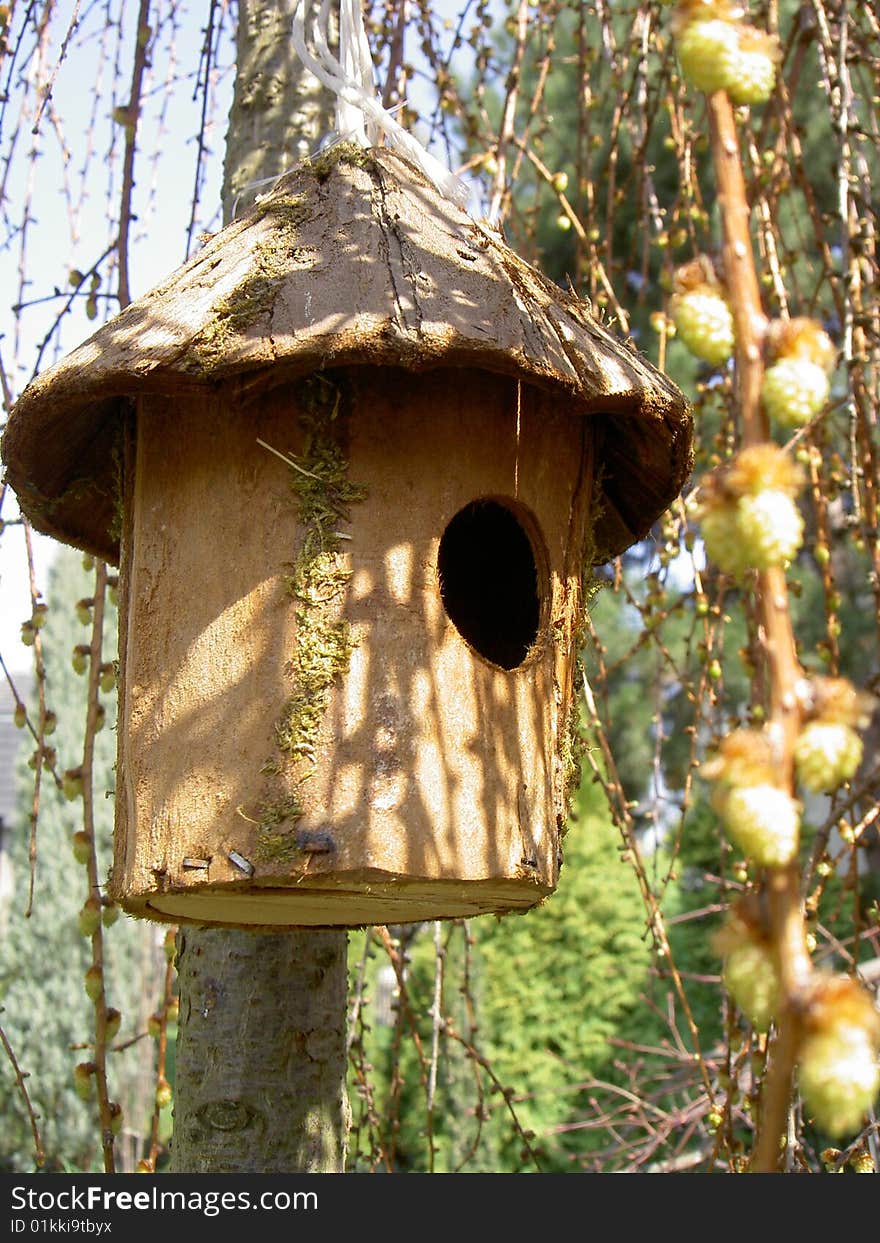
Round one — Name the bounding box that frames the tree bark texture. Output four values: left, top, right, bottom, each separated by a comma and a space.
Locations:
223, 0, 336, 222
172, 0, 349, 1174
171, 927, 349, 1173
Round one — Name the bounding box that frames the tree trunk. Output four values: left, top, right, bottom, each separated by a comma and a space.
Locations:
222, 0, 337, 222
172, 928, 348, 1173
171, 0, 349, 1175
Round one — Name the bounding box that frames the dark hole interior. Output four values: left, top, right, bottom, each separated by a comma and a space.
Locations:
438, 499, 542, 671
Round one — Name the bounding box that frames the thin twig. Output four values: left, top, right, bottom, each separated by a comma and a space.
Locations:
147, 955, 176, 1171
80, 561, 116, 1173
0, 1012, 45, 1168
116, 0, 152, 310
22, 521, 47, 916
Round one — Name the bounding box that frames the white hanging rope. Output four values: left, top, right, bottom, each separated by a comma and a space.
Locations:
291, 0, 470, 209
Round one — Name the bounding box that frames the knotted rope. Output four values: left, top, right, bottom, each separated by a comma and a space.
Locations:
291, 0, 470, 208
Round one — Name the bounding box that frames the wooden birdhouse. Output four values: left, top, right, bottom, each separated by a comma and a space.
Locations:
2, 147, 692, 929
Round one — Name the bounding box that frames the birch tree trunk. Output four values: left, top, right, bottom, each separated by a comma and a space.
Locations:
171, 0, 349, 1175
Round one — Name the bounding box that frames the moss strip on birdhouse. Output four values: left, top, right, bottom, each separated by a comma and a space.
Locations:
275, 379, 365, 755
258, 372, 367, 863
187, 195, 314, 375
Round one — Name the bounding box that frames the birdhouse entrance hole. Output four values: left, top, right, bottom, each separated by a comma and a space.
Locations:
438, 497, 547, 670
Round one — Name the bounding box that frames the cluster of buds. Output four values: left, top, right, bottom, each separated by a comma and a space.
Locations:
84, 965, 103, 1003
20, 602, 48, 647
703, 728, 800, 866
673, 0, 781, 105
75, 900, 120, 939
714, 908, 880, 1135
63, 766, 85, 802
74, 1061, 97, 1101
147, 996, 180, 1039
72, 644, 91, 675
106, 1008, 122, 1041
16, 703, 57, 735
76, 597, 95, 626
761, 318, 836, 429
822, 1145, 876, 1173
78, 896, 102, 937
71, 830, 92, 864
799, 975, 880, 1137
691, 444, 804, 578
714, 898, 779, 1030
669, 256, 735, 366
28, 744, 56, 771
74, 1066, 122, 1131
794, 676, 873, 794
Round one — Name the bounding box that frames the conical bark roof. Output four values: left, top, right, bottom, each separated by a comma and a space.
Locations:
2, 145, 692, 563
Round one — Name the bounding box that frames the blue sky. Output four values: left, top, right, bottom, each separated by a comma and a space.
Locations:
1, 1, 233, 671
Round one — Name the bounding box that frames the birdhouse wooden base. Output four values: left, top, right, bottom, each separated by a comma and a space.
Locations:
110, 366, 593, 928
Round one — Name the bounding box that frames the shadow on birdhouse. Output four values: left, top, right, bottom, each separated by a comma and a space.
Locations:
2, 146, 692, 928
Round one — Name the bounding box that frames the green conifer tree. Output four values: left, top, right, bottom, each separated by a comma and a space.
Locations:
0, 548, 162, 1171
350, 778, 661, 1171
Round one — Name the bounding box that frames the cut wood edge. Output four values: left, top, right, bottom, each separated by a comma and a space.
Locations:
131, 873, 552, 930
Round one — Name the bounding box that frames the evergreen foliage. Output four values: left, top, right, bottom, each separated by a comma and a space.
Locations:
0, 549, 160, 1171
348, 778, 666, 1170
